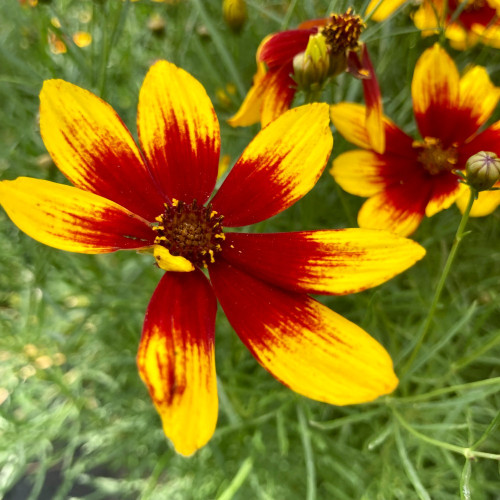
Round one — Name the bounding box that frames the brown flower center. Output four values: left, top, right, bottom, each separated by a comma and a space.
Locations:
153, 199, 225, 268
413, 137, 459, 175
320, 8, 365, 55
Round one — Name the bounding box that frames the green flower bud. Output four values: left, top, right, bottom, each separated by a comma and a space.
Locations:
465, 151, 500, 191
292, 33, 330, 91
223, 0, 247, 33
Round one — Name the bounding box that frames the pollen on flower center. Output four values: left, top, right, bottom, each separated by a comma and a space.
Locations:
413, 137, 459, 175
153, 199, 225, 268
320, 8, 365, 55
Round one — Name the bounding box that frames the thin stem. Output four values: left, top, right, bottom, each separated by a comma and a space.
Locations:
392, 408, 500, 461
297, 405, 316, 500
401, 188, 476, 378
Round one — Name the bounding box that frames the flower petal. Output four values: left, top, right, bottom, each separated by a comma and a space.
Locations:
260, 64, 297, 126
0, 177, 154, 253
330, 103, 413, 154
258, 29, 314, 68
137, 270, 218, 456
456, 182, 500, 216
209, 260, 398, 405
153, 245, 195, 272
40, 80, 164, 222
459, 120, 500, 161
365, 0, 408, 21
358, 180, 430, 237
425, 173, 467, 217
411, 43, 462, 143
330, 150, 388, 196
228, 62, 267, 127
221, 230, 425, 295
360, 45, 385, 154
211, 104, 333, 227
138, 60, 220, 205
459, 66, 500, 134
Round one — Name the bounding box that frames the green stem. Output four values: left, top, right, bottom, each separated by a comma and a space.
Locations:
97, 0, 127, 98
401, 187, 476, 378
392, 408, 500, 461
297, 405, 316, 500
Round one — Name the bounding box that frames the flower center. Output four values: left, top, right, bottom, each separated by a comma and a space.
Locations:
413, 137, 459, 175
153, 199, 225, 268
320, 8, 365, 55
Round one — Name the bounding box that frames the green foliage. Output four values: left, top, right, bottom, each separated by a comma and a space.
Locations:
0, 1, 499, 499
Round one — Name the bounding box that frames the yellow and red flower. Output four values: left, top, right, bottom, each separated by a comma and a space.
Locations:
0, 61, 425, 456
229, 9, 385, 153
330, 44, 500, 236
366, 0, 500, 49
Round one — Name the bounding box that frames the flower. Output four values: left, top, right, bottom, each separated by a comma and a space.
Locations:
223, 0, 247, 33
366, 0, 500, 50
330, 44, 500, 236
0, 61, 425, 456
229, 9, 385, 153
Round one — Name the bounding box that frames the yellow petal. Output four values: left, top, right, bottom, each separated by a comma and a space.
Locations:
365, 0, 408, 21
456, 182, 500, 216
40, 79, 164, 221
138, 271, 218, 456
212, 103, 333, 227
228, 62, 267, 127
330, 103, 372, 150
411, 43, 460, 137
330, 150, 387, 197
210, 260, 398, 405
459, 66, 500, 131
153, 245, 195, 272
0, 177, 154, 253
137, 60, 220, 204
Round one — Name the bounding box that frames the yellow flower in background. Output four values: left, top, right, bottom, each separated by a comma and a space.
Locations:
72, 31, 92, 48
366, 0, 500, 49
223, 0, 247, 33
0, 60, 426, 456
330, 44, 500, 236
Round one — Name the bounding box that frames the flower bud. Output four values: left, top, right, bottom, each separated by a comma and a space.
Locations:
293, 33, 330, 91
223, 0, 247, 33
465, 151, 500, 191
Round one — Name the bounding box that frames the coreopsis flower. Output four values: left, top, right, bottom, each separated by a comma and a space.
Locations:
0, 61, 425, 456
229, 8, 385, 153
330, 43, 500, 236
366, 0, 500, 50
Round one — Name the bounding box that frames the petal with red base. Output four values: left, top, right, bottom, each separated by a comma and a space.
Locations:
458, 121, 500, 162
360, 45, 385, 154
221, 230, 425, 295
425, 172, 467, 217
258, 29, 315, 68
330, 103, 413, 155
358, 177, 431, 236
0, 177, 154, 253
260, 64, 297, 126
40, 80, 165, 221
212, 104, 333, 227
209, 260, 398, 405
228, 62, 267, 127
138, 60, 220, 205
411, 44, 461, 143
137, 270, 218, 456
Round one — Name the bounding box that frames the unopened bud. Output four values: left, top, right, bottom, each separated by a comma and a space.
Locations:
293, 33, 330, 90
147, 13, 166, 36
465, 151, 500, 191
223, 0, 247, 33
